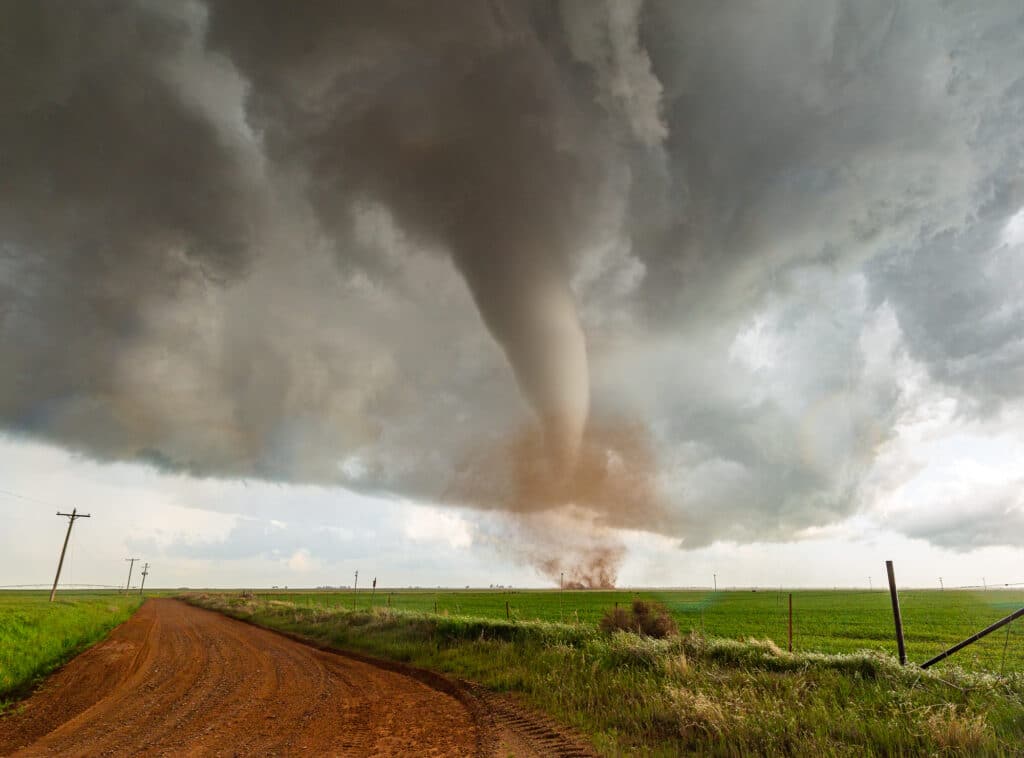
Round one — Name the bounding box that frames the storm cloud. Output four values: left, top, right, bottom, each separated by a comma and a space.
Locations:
1, 0, 1023, 566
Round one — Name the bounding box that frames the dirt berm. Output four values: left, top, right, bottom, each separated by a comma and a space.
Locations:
0, 598, 594, 757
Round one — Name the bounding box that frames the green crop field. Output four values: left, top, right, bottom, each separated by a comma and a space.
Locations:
0, 591, 142, 712
252, 587, 1024, 672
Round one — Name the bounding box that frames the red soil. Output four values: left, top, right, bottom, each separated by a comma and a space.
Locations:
0, 598, 593, 757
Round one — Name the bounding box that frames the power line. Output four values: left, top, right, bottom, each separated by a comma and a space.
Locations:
0, 487, 64, 508
945, 581, 1024, 590
0, 583, 122, 589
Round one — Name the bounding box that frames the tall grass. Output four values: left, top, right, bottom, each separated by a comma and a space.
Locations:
0, 591, 142, 711
248, 587, 1024, 672
188, 592, 1024, 756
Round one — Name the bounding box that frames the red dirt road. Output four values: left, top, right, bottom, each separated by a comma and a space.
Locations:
1, 599, 482, 756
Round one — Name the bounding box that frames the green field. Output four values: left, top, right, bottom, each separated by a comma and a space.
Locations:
0, 591, 142, 711
251, 587, 1024, 672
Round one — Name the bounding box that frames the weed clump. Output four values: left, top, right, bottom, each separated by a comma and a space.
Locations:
925, 704, 990, 753
599, 600, 678, 639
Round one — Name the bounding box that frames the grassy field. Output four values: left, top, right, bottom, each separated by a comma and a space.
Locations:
188, 592, 1024, 756
0, 591, 142, 712
249, 587, 1024, 672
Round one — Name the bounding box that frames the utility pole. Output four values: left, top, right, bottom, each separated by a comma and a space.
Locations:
868, 576, 872, 591
139, 563, 149, 596
559, 571, 564, 622
353, 570, 358, 609
124, 557, 139, 593
713, 574, 717, 592
50, 508, 90, 602
939, 577, 944, 591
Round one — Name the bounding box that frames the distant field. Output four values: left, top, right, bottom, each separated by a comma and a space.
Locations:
0, 591, 142, 711
252, 587, 1024, 672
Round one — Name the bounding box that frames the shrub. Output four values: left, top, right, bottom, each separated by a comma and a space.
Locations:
599, 600, 679, 639
633, 600, 679, 638
599, 606, 634, 634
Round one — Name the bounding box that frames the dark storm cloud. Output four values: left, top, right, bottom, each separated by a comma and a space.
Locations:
898, 480, 1024, 552
0, 1, 262, 457
1, 0, 1022, 558
628, 0, 970, 321
867, 195, 1024, 410
204, 0, 630, 470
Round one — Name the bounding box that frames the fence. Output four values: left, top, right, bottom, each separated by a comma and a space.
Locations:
240, 576, 1023, 673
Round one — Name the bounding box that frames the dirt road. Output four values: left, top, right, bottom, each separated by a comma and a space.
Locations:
0, 599, 592, 757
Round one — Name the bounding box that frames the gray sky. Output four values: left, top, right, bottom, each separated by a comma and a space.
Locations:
1, 1, 1022, 588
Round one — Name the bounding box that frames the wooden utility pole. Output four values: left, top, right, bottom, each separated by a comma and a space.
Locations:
124, 557, 139, 593
885, 560, 907, 665
50, 508, 90, 602
559, 571, 564, 622
353, 570, 358, 609
713, 574, 717, 592
139, 563, 149, 595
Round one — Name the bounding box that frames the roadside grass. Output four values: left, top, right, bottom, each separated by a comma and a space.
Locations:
246, 587, 1024, 673
0, 591, 142, 712
187, 592, 1024, 756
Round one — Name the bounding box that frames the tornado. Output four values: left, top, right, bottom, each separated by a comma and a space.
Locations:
203, 1, 606, 475
454, 248, 589, 473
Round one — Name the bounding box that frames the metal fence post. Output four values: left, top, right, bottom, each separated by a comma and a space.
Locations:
788, 593, 793, 652
886, 560, 907, 665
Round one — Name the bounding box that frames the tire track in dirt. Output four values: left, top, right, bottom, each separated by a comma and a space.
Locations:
0, 599, 477, 756
0, 598, 595, 757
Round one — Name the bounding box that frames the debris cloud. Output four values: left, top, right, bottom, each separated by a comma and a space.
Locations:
452, 420, 669, 584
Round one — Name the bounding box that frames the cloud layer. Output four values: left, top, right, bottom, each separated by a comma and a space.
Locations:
2, 1, 1023, 564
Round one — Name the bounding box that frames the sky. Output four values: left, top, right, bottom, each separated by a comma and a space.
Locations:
1, 1, 1023, 589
